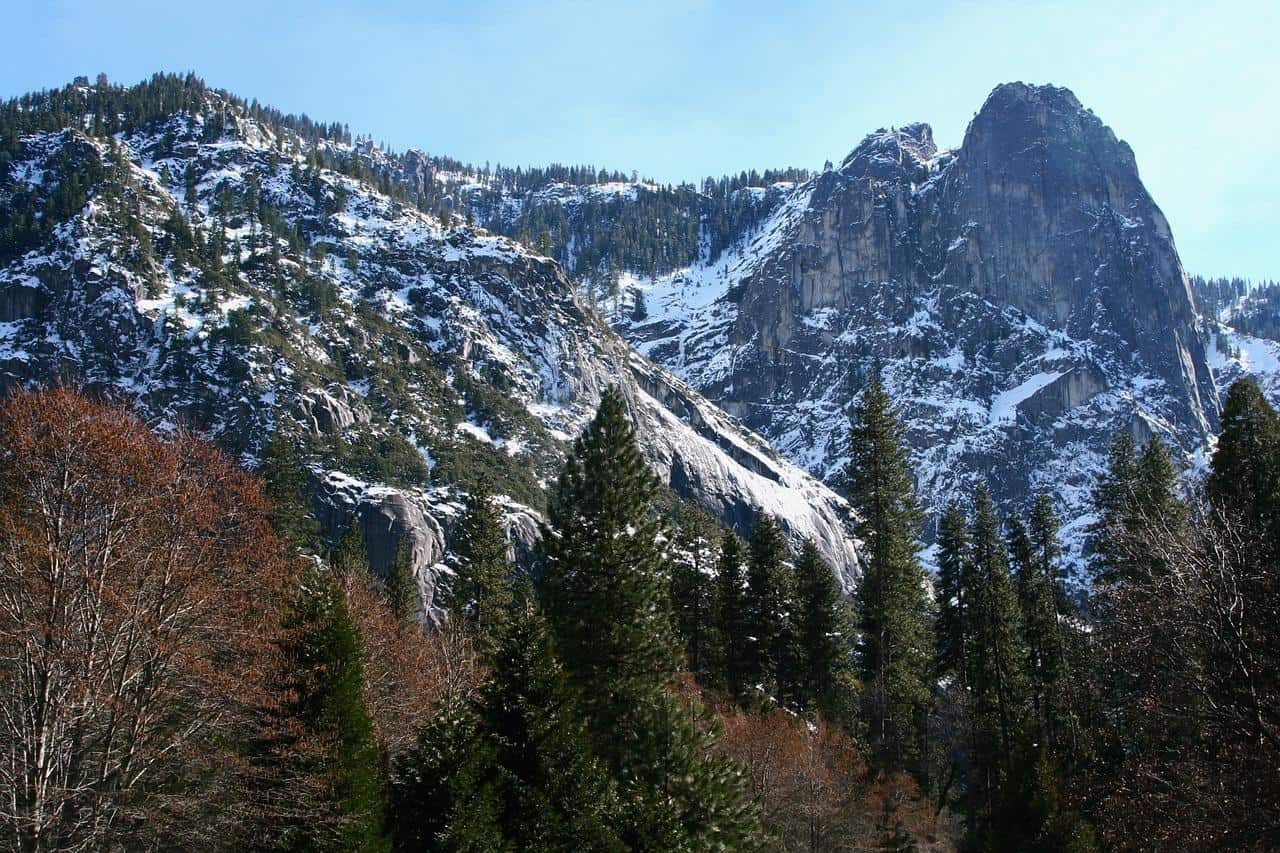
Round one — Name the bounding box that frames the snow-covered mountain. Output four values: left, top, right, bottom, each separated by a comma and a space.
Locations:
0, 76, 860, 617
599, 84, 1239, 575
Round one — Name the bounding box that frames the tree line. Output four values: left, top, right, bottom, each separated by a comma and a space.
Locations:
2, 376, 1277, 850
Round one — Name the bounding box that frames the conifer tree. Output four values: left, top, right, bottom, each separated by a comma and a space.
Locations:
291, 567, 390, 853
1208, 378, 1280, 549
845, 379, 933, 772
539, 387, 763, 849
1089, 431, 1139, 583
743, 514, 797, 702
445, 484, 513, 656
792, 540, 857, 723
390, 702, 505, 852
258, 428, 319, 551
966, 484, 1028, 836
669, 507, 720, 678
331, 521, 370, 579
476, 587, 625, 851
715, 532, 750, 699
384, 539, 418, 623
934, 500, 971, 683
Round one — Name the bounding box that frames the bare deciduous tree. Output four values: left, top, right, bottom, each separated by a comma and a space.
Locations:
0, 388, 296, 852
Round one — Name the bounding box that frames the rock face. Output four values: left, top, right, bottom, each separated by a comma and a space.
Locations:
0, 79, 862, 618
615, 83, 1218, 571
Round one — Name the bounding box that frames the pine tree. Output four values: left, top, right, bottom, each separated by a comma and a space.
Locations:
966, 484, 1028, 838
258, 429, 319, 552
1208, 378, 1280, 549
390, 702, 505, 852
715, 532, 750, 699
445, 485, 513, 656
934, 500, 971, 683
845, 379, 933, 772
743, 514, 797, 703
331, 522, 369, 579
792, 540, 857, 723
384, 539, 418, 623
1010, 497, 1074, 754
538, 387, 763, 849
291, 567, 390, 852
1089, 431, 1139, 583
477, 587, 625, 852
668, 507, 720, 678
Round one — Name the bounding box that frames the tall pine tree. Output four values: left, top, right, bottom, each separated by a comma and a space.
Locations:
445, 484, 513, 657
845, 378, 933, 772
538, 387, 763, 849
715, 532, 750, 700
743, 514, 797, 703
966, 483, 1028, 843
935, 499, 972, 684
290, 566, 390, 853
792, 540, 857, 724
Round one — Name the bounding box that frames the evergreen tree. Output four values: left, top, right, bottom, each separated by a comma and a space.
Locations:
390, 702, 505, 853
792, 540, 857, 723
934, 500, 972, 683
743, 514, 797, 703
539, 387, 763, 849
845, 379, 933, 772
1208, 378, 1280, 549
476, 587, 625, 851
668, 507, 720, 678
1013, 496, 1075, 753
1089, 431, 1139, 583
384, 539, 418, 623
331, 522, 369, 579
445, 485, 513, 657
966, 484, 1028, 840
258, 429, 319, 551
291, 567, 390, 852
715, 532, 750, 699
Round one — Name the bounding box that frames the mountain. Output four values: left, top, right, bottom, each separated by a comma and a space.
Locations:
0, 74, 860, 618
595, 83, 1227, 572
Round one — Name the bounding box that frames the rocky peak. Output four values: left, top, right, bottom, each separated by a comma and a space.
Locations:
838, 122, 938, 181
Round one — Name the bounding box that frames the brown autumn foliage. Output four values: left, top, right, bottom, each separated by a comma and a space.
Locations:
716, 705, 960, 852
338, 571, 483, 760
0, 388, 299, 852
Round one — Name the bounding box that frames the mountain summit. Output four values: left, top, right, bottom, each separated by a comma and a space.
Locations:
615, 82, 1220, 569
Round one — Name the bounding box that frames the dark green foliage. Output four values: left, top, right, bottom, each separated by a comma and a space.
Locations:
743, 514, 798, 703
444, 484, 513, 658
331, 522, 370, 579
258, 429, 320, 552
1208, 378, 1280, 547
668, 506, 721, 678
792, 540, 858, 723
845, 379, 933, 772
715, 532, 750, 699
1088, 431, 1140, 583
393, 592, 625, 852
965, 484, 1028, 839
934, 500, 971, 683
539, 386, 682, 736
538, 387, 764, 849
390, 703, 505, 853
290, 567, 390, 853
1017, 495, 1077, 753
384, 540, 418, 623
477, 591, 625, 851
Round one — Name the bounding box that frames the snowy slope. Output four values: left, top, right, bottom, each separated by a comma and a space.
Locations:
0, 81, 861, 614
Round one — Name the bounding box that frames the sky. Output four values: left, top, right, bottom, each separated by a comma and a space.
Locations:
4, 0, 1276, 279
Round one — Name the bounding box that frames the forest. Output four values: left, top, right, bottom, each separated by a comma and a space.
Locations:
1, 375, 1277, 852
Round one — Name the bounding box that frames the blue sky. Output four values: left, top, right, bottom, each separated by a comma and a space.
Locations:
4, 0, 1276, 278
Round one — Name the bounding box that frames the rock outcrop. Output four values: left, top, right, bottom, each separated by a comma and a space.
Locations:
616, 83, 1218, 572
